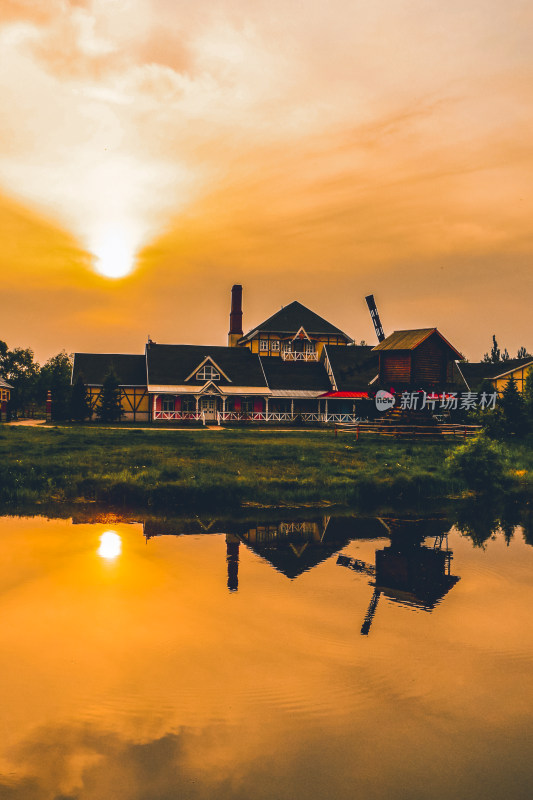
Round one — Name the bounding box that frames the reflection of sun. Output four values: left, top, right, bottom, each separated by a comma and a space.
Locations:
97, 531, 122, 559
93, 230, 135, 278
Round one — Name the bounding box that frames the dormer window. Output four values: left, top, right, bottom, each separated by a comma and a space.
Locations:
197, 365, 220, 381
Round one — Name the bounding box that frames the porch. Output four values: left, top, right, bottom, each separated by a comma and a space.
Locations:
151, 392, 365, 424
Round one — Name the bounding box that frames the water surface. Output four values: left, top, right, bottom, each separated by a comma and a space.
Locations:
0, 510, 532, 800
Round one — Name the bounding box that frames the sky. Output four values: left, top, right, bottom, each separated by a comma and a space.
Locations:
1, 0, 532, 362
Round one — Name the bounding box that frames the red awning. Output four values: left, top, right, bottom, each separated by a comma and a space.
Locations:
318, 391, 369, 398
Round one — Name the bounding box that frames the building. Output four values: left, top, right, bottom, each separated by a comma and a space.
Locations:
0, 377, 12, 422
72, 286, 468, 423
459, 357, 533, 396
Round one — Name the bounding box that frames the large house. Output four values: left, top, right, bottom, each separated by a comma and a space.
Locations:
72, 286, 527, 423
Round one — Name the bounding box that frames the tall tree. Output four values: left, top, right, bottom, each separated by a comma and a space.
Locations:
70, 372, 90, 422
483, 335, 501, 364
517, 346, 532, 359
523, 369, 533, 425
97, 369, 122, 423
39, 351, 72, 421
500, 376, 526, 436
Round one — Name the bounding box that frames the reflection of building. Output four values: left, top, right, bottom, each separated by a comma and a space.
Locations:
143, 514, 389, 589
338, 517, 460, 635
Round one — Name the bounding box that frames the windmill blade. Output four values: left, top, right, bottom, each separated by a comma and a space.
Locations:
365, 294, 385, 343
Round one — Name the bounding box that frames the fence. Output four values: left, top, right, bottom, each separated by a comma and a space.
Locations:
334, 422, 482, 440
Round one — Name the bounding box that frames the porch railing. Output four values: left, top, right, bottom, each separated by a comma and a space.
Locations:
153, 410, 205, 422
281, 351, 318, 362
216, 411, 361, 424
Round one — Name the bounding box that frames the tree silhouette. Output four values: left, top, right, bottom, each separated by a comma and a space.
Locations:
97, 369, 122, 423
70, 373, 90, 422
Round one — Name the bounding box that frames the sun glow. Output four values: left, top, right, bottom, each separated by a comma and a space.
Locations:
92, 229, 136, 279
97, 530, 122, 560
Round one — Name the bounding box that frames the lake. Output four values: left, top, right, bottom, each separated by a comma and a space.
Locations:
0, 508, 532, 799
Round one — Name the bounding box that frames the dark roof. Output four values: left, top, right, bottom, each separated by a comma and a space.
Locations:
241, 301, 352, 341
260, 356, 331, 391
324, 345, 378, 391
373, 329, 463, 359
147, 344, 268, 387
458, 358, 533, 391
72, 353, 146, 386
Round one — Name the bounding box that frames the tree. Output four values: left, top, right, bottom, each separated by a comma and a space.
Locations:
523, 368, 533, 425
483, 335, 501, 364
500, 376, 526, 436
38, 351, 72, 421
70, 373, 90, 422
0, 345, 40, 417
96, 369, 122, 423
517, 346, 532, 359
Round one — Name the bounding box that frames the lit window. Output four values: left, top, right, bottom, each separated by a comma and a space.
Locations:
271, 340, 280, 351
197, 365, 220, 381
259, 339, 269, 352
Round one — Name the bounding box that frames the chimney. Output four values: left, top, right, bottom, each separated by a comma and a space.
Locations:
228, 284, 243, 347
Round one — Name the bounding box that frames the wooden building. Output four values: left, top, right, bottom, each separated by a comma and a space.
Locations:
373, 328, 464, 389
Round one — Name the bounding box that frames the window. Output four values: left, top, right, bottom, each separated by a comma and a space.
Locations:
182, 397, 195, 413
259, 339, 269, 352
241, 398, 254, 413
162, 396, 175, 412
271, 340, 280, 352
197, 364, 220, 381
304, 342, 315, 354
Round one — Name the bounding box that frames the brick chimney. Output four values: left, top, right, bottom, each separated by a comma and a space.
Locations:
228, 284, 243, 347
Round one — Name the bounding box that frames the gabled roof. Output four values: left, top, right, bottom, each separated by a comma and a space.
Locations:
373, 328, 463, 359
260, 356, 331, 392
323, 345, 378, 392
147, 344, 268, 388
0, 376, 13, 389
458, 358, 533, 391
72, 353, 147, 386
241, 301, 352, 342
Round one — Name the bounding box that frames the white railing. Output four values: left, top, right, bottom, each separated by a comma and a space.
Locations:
281, 351, 318, 362
217, 411, 361, 424
153, 410, 205, 422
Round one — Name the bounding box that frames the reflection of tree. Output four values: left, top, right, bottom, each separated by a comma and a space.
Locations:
453, 498, 524, 549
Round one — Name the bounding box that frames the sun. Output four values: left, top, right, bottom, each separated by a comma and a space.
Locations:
97, 530, 122, 560
93, 229, 136, 279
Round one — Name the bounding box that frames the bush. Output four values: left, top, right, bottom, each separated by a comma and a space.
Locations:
446, 434, 509, 495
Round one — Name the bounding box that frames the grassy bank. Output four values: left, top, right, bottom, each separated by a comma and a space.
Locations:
0, 425, 532, 511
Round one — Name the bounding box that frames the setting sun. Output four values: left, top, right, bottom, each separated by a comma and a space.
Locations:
97, 531, 122, 560
93, 230, 136, 279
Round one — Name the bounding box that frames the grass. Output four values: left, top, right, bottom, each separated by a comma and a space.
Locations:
0, 425, 532, 512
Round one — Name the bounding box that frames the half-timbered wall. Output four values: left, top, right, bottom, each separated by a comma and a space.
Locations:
87, 386, 149, 421
493, 364, 533, 395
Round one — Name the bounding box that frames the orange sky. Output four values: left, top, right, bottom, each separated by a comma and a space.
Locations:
1, 0, 532, 362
